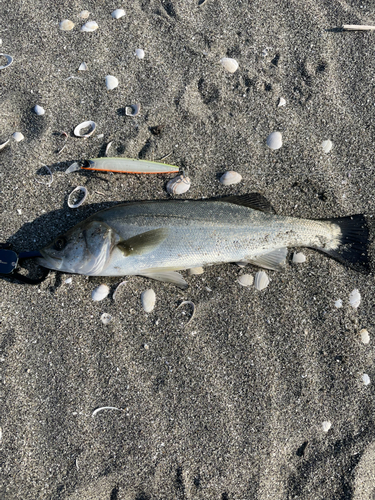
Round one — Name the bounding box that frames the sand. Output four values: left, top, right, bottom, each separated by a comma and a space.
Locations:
1, 1, 375, 498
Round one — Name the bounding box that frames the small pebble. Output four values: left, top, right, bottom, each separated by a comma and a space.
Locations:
12, 131, 24, 142
65, 277, 72, 284
141, 289, 156, 313
34, 105, 45, 115
135, 48, 145, 59
334, 299, 343, 308
292, 252, 306, 264
322, 140, 333, 153
100, 313, 112, 325
266, 131, 282, 150
92, 284, 110, 302
322, 421, 331, 432
278, 97, 286, 107
238, 274, 254, 287
360, 329, 370, 344
349, 289, 361, 309
362, 374, 371, 386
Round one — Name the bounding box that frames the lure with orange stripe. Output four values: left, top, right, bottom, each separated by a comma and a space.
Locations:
82, 157, 179, 174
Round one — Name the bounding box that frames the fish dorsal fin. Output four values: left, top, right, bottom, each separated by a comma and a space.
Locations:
221, 193, 276, 214
139, 271, 188, 289
246, 248, 287, 271
117, 228, 168, 256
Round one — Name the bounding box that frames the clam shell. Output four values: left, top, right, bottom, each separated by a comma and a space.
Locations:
349, 289, 361, 308
292, 252, 306, 263
278, 97, 286, 107
111, 8, 125, 19
125, 103, 140, 116
360, 329, 370, 344
105, 75, 118, 90
166, 175, 191, 195
135, 48, 145, 59
141, 289, 156, 313
59, 19, 75, 31
100, 313, 112, 325
254, 271, 269, 291
0, 54, 13, 70
238, 274, 254, 287
220, 57, 239, 73
220, 171, 242, 186
34, 104, 45, 115
74, 120, 96, 137
322, 140, 333, 153
363, 374, 371, 385
67, 186, 88, 208
266, 131, 282, 150
92, 284, 110, 302
79, 10, 90, 19
12, 131, 24, 142
78, 61, 88, 71
188, 267, 204, 275
81, 21, 99, 32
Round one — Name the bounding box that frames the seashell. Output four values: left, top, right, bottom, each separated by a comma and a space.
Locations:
238, 274, 254, 287
322, 421, 331, 432
78, 61, 88, 71
177, 301, 196, 326
254, 271, 269, 291
220, 57, 239, 73
65, 162, 81, 173
113, 280, 127, 302
100, 313, 112, 325
125, 103, 140, 116
81, 21, 99, 32
278, 97, 286, 107
322, 140, 333, 153
166, 174, 191, 195
0, 139, 10, 151
34, 105, 45, 115
35, 165, 53, 186
0, 39, 2, 46
65, 277, 72, 284
111, 8, 125, 19
105, 75, 118, 90
105, 141, 112, 156
188, 267, 204, 275
135, 48, 145, 59
12, 132, 24, 142
92, 284, 110, 302
236, 261, 247, 268
362, 374, 371, 386
74, 120, 96, 138
79, 10, 90, 19
292, 252, 306, 264
266, 131, 282, 150
349, 289, 361, 309
220, 171, 242, 186
334, 299, 342, 308
360, 329, 370, 344
68, 186, 88, 208
59, 19, 75, 31
141, 289, 156, 313
0, 53, 13, 70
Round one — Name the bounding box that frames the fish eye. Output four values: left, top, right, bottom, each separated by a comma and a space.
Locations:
53, 237, 66, 251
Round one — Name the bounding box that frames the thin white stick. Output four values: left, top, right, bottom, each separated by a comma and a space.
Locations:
92, 406, 123, 417
342, 24, 375, 31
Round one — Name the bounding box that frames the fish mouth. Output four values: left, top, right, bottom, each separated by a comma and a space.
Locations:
37, 251, 63, 271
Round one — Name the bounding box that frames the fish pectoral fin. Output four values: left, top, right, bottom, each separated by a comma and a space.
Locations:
117, 228, 168, 256
139, 270, 188, 289
246, 248, 288, 271
222, 193, 276, 214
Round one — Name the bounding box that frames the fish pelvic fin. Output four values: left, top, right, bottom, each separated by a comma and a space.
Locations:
315, 215, 370, 273
139, 270, 188, 289
246, 248, 288, 271
117, 228, 169, 256
221, 193, 276, 214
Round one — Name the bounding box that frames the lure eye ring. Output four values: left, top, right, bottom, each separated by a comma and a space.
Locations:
53, 237, 66, 251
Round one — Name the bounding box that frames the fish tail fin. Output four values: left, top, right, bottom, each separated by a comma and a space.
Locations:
317, 214, 370, 273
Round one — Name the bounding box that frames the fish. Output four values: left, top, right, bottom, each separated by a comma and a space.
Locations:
37, 194, 370, 288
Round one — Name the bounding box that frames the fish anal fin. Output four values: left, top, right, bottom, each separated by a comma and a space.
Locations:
139, 270, 188, 289
117, 228, 168, 256
222, 193, 276, 214
246, 248, 288, 271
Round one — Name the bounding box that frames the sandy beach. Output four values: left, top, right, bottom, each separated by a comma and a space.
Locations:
1, 1, 375, 498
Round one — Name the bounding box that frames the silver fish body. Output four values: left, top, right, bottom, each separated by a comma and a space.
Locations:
37, 195, 369, 287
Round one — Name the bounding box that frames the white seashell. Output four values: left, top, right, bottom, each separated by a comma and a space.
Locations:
135, 48, 145, 59
322, 140, 333, 153
0, 39, 2, 46
79, 10, 90, 19
92, 284, 110, 302
322, 421, 331, 432
105, 75, 118, 90
35, 165, 53, 186
125, 103, 140, 116
65, 162, 81, 173
266, 131, 282, 150
0, 139, 10, 151
349, 289, 361, 309
141, 289, 156, 313
67, 186, 88, 208
334, 299, 343, 308
188, 267, 204, 275
34, 105, 45, 115
12, 132, 24, 142
59, 19, 75, 31
0, 53, 13, 70
360, 329, 370, 344
362, 374, 371, 386
254, 271, 269, 291
78, 61, 88, 71
292, 252, 306, 264
278, 97, 286, 107
74, 120, 96, 138
220, 171, 242, 186
81, 21, 99, 32
166, 175, 191, 195
111, 8, 125, 19
220, 57, 239, 73
238, 274, 254, 287
100, 313, 112, 325
65, 277, 72, 284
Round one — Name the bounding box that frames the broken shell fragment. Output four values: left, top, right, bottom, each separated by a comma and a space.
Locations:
141, 289, 156, 313
78, 61, 88, 71
84, 157, 179, 174
74, 120, 96, 138
92, 284, 110, 302
322, 140, 333, 153
35, 165, 53, 186
0, 139, 10, 151
188, 267, 204, 275
292, 252, 306, 264
67, 186, 88, 208
65, 162, 81, 173
349, 289, 361, 309
81, 21, 99, 32
12, 132, 24, 142
254, 271, 269, 291
278, 97, 286, 107
362, 374, 371, 386
322, 421, 331, 432
166, 174, 191, 195
100, 313, 112, 325
79, 10, 90, 19
0, 53, 13, 70
125, 103, 140, 116
360, 329, 370, 344
111, 8, 125, 19
238, 274, 254, 287
34, 105, 45, 115
266, 131, 282, 150
334, 299, 343, 308
59, 19, 75, 31
220, 171, 242, 186
135, 48, 145, 59
105, 75, 118, 90
220, 57, 239, 73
